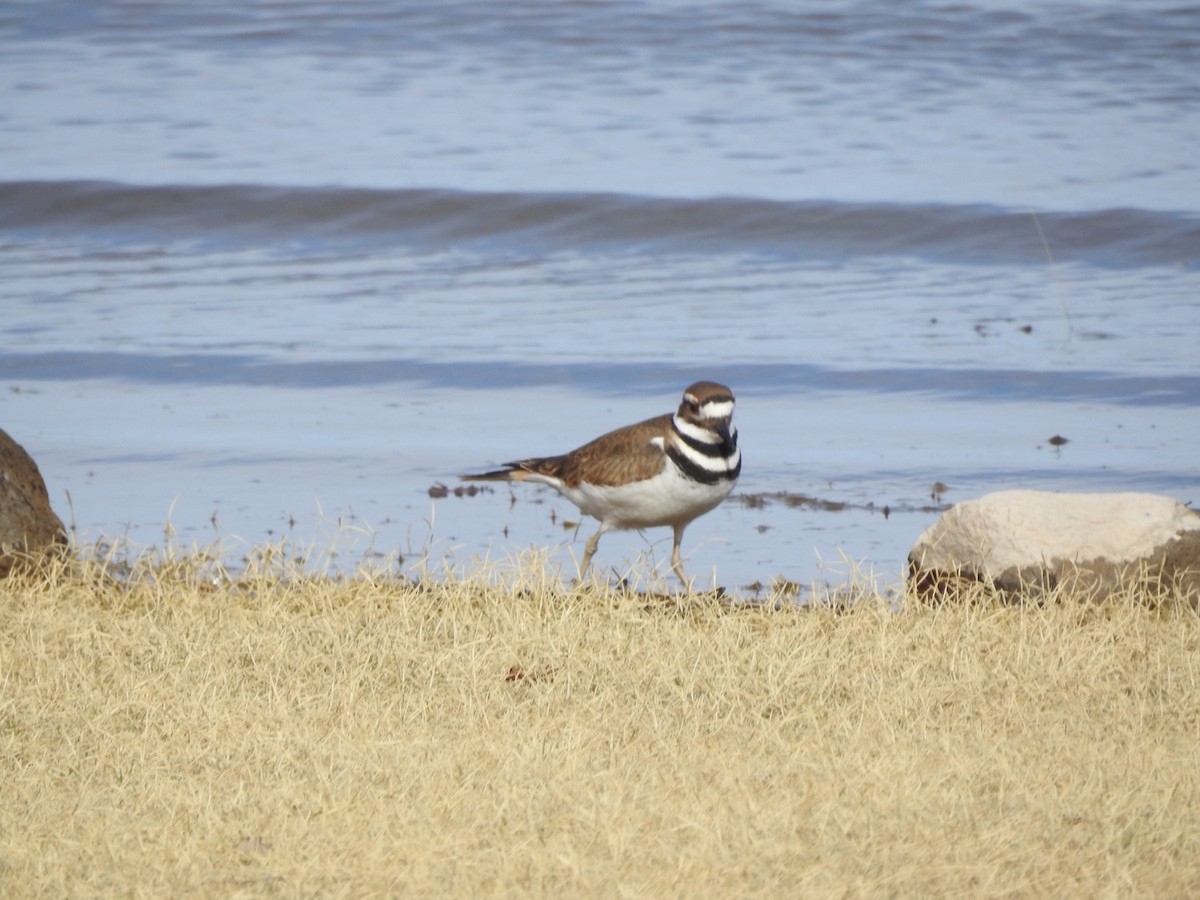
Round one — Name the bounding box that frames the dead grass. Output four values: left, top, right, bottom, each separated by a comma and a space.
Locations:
2, 547, 1200, 897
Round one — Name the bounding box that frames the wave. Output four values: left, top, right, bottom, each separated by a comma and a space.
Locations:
3, 350, 1197, 408
1, 180, 1197, 268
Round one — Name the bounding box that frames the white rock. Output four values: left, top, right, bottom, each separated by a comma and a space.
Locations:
908, 490, 1200, 602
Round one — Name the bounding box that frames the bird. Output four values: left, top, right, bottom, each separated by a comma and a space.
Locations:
460, 381, 741, 585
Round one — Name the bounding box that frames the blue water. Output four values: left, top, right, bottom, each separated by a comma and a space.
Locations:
2, 1, 1197, 592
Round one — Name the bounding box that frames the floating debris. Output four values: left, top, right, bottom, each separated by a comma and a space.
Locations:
738, 491, 846, 512
428, 482, 493, 498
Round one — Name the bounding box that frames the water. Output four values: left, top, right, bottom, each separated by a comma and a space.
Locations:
2, 1, 1198, 593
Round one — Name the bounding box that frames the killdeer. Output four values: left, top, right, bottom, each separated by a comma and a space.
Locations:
461, 381, 741, 585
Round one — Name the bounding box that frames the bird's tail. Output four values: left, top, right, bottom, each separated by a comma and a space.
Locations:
460, 456, 561, 483
460, 461, 540, 482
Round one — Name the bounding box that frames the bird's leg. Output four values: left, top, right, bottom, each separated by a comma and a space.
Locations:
578, 525, 605, 579
670, 524, 690, 588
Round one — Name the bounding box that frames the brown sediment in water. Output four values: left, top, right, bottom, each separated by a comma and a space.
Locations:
736, 490, 948, 515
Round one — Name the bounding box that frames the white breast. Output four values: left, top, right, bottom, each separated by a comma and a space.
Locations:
558, 460, 735, 530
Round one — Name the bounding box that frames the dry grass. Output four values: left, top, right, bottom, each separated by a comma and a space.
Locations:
2, 546, 1200, 898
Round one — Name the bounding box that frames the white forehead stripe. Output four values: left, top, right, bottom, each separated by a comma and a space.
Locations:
698, 399, 734, 420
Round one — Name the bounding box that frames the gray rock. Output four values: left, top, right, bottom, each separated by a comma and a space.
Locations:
908, 490, 1200, 604
0, 428, 67, 574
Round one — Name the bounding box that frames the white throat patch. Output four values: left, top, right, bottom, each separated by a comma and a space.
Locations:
673, 416, 720, 444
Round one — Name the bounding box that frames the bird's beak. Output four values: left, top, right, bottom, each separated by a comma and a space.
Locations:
714, 420, 734, 447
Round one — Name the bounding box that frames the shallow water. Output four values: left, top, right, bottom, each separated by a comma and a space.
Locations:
2, 1, 1198, 592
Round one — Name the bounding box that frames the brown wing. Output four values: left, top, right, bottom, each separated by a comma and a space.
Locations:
552, 413, 670, 487
461, 414, 670, 487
